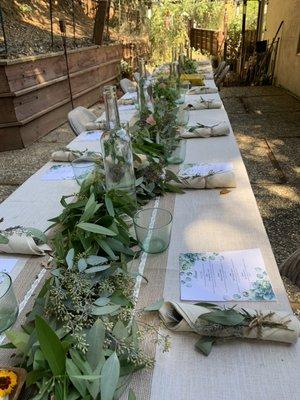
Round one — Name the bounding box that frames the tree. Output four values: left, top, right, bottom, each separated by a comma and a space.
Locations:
93, 0, 109, 44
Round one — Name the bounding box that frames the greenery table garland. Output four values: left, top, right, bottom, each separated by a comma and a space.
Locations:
1, 75, 184, 400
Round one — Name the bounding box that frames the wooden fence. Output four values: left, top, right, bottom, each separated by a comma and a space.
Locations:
122, 41, 150, 69
190, 27, 257, 58
190, 28, 224, 56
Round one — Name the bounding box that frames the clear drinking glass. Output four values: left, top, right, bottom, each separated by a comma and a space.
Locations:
0, 273, 18, 333
179, 81, 190, 104
133, 208, 173, 254
176, 108, 189, 127
71, 159, 96, 185
167, 139, 186, 164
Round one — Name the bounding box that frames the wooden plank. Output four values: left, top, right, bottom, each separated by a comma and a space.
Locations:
0, 45, 122, 150
0, 126, 23, 151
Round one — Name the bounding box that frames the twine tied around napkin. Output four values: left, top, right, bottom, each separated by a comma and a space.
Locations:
0, 226, 51, 256
157, 301, 300, 355
176, 163, 236, 189
187, 87, 218, 95
184, 97, 222, 110
181, 122, 230, 138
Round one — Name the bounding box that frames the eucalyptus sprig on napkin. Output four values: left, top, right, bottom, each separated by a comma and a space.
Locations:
0, 226, 51, 256
148, 301, 300, 357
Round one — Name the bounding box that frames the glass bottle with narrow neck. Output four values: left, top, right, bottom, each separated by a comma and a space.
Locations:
137, 59, 149, 119
100, 87, 136, 203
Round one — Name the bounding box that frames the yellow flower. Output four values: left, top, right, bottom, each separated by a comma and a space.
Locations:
0, 370, 17, 397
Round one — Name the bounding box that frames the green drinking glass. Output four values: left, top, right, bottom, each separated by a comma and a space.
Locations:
71, 159, 96, 185
133, 208, 173, 254
176, 108, 189, 128
0, 272, 18, 333
167, 139, 186, 164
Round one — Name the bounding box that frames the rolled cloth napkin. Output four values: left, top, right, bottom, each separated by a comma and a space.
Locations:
181, 122, 230, 138
187, 87, 218, 95
0, 227, 51, 256
118, 98, 135, 106
85, 121, 106, 131
159, 301, 300, 344
177, 163, 236, 189
51, 150, 101, 162
184, 98, 222, 110
203, 72, 214, 80
180, 74, 204, 86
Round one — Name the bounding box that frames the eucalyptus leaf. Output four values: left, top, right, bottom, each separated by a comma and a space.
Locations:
86, 320, 106, 370
97, 238, 118, 260
112, 321, 128, 340
69, 374, 101, 381
84, 264, 111, 274
144, 298, 164, 311
26, 369, 51, 386
66, 248, 75, 270
5, 330, 30, 353
94, 297, 110, 306
128, 388, 136, 400
26, 227, 47, 244
70, 349, 93, 375
194, 302, 219, 309
110, 292, 131, 306
100, 352, 120, 400
195, 336, 215, 356
86, 255, 108, 265
90, 304, 121, 316
66, 359, 87, 397
200, 309, 246, 326
0, 234, 9, 244
135, 177, 144, 186
105, 194, 115, 217
35, 316, 66, 376
78, 258, 88, 272
77, 222, 117, 236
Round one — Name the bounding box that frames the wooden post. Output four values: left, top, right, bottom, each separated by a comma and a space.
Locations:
223, 0, 228, 60
0, 3, 8, 55
93, 0, 108, 45
240, 0, 247, 76
49, 0, 54, 49
256, 0, 266, 42
72, 0, 76, 46
59, 19, 74, 110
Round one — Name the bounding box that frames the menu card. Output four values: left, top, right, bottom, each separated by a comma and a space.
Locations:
179, 248, 276, 302
77, 130, 102, 141
41, 164, 74, 181
0, 258, 18, 274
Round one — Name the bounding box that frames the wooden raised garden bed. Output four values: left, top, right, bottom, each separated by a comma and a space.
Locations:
0, 44, 122, 151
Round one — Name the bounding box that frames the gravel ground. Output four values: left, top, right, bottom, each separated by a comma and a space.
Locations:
220, 86, 300, 311
0, 85, 299, 308
220, 86, 300, 266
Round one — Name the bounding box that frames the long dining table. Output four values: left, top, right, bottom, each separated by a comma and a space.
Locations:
0, 64, 299, 399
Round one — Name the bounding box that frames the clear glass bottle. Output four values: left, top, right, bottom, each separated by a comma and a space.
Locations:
137, 59, 149, 119
103, 85, 119, 129
101, 87, 136, 202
